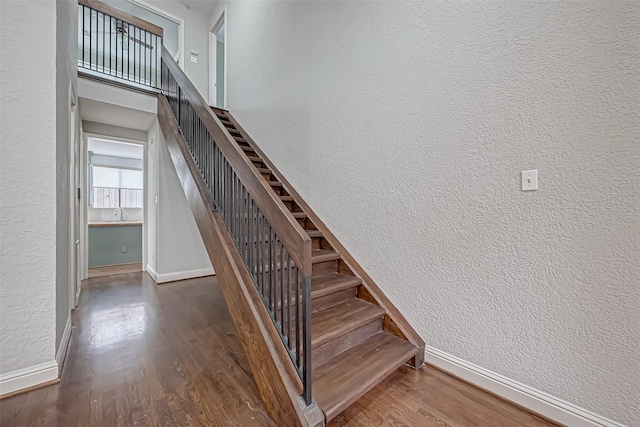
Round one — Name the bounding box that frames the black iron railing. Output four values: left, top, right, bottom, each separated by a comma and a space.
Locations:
78, 0, 162, 89
161, 53, 313, 405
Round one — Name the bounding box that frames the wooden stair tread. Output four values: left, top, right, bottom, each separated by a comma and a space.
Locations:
311, 273, 361, 299
313, 331, 418, 421
257, 167, 271, 174
292, 212, 307, 219
311, 249, 340, 263
246, 155, 262, 162
306, 229, 322, 238
279, 195, 294, 202
240, 145, 255, 153
311, 299, 384, 349
269, 181, 283, 187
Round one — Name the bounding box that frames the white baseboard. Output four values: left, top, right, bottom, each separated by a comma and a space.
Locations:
426, 347, 626, 427
0, 361, 58, 397
56, 315, 72, 374
146, 264, 215, 284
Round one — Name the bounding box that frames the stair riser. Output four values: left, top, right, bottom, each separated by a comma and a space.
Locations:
311, 288, 357, 314
311, 237, 322, 250
312, 259, 339, 277
312, 318, 383, 369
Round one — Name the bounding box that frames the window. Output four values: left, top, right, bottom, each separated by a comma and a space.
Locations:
91, 166, 143, 208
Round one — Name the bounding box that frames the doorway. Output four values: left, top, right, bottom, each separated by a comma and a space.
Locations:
210, 13, 226, 108
85, 137, 145, 278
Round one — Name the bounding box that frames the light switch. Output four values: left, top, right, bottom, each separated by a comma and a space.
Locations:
122, 245, 128, 253
190, 55, 198, 63
522, 170, 538, 191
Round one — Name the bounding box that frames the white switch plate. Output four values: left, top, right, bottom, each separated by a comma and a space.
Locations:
522, 170, 538, 191
190, 55, 198, 63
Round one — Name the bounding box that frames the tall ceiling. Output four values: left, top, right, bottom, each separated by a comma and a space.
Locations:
176, 0, 218, 16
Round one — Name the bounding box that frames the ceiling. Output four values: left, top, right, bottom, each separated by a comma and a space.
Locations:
88, 138, 144, 159
79, 98, 156, 131
176, 0, 218, 16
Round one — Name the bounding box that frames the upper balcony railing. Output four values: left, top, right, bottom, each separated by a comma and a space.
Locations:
78, 0, 163, 90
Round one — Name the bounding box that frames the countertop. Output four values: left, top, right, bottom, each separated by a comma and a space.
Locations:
88, 221, 143, 227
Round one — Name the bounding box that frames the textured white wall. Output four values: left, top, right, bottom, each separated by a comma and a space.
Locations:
154, 121, 212, 275
218, 1, 640, 425
0, 1, 58, 374
144, 0, 211, 98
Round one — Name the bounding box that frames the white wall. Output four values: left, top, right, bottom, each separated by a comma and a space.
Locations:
147, 119, 160, 272
214, 1, 640, 425
0, 0, 76, 388
83, 121, 147, 141
142, 0, 211, 98
148, 119, 212, 277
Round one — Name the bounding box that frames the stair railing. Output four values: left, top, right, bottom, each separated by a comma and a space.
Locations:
160, 46, 314, 405
78, 0, 163, 90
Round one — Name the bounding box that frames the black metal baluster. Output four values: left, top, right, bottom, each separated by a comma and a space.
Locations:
286, 253, 291, 350
136, 27, 141, 83
268, 226, 273, 313
280, 243, 285, 333
100, 12, 104, 72
127, 23, 131, 81
144, 30, 148, 84
244, 189, 249, 263
295, 267, 301, 370
248, 199, 253, 279
110, 15, 113, 75
89, 8, 93, 69
233, 174, 238, 243
258, 212, 263, 295
116, 19, 120, 78
82, 6, 85, 67
302, 274, 312, 404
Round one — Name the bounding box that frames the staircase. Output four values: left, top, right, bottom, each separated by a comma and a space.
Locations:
210, 107, 422, 421
158, 44, 425, 426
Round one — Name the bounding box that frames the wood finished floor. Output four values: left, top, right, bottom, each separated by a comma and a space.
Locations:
0, 273, 557, 427
87, 262, 143, 278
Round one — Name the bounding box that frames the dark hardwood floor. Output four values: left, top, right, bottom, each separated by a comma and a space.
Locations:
0, 273, 557, 427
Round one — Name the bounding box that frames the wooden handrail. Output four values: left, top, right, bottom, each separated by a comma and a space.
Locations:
78, 0, 164, 37
160, 46, 312, 275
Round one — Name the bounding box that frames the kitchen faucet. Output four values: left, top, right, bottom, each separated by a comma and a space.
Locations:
114, 208, 125, 221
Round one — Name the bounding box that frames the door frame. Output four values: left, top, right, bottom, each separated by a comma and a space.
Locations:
127, 0, 185, 66
68, 83, 80, 310
209, 8, 226, 108
80, 134, 148, 279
